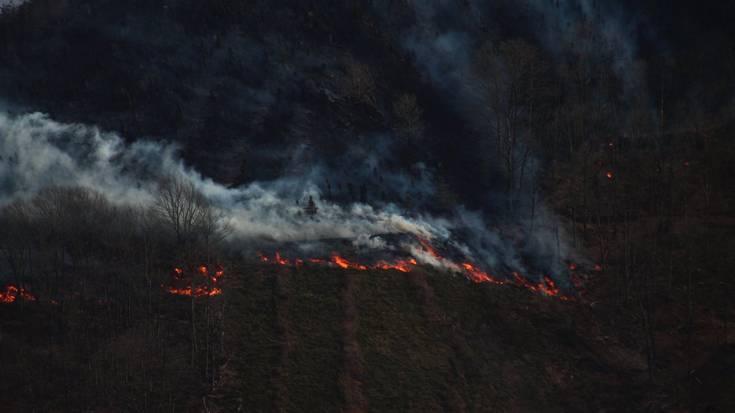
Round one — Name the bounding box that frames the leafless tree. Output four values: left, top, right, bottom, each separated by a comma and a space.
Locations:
476, 39, 546, 212
153, 174, 229, 255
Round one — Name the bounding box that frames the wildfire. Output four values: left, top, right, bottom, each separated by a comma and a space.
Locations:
257, 240, 575, 301
331, 254, 368, 270
213, 265, 224, 282
165, 285, 223, 297
418, 238, 441, 259
163, 264, 224, 298
374, 258, 417, 273
0, 284, 37, 304
538, 276, 561, 297
461, 262, 505, 285
275, 251, 290, 266
262, 251, 419, 274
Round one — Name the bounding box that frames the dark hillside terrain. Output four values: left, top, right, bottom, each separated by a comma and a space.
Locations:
0, 262, 667, 412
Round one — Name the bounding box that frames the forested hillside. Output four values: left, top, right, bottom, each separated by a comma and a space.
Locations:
1, 1, 734, 411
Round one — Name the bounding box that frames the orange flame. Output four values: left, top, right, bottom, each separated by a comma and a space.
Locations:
256, 239, 574, 300
512, 271, 539, 292
538, 276, 560, 297
163, 264, 225, 298
213, 265, 225, 282
331, 254, 368, 270
374, 259, 416, 273
605, 171, 614, 180
461, 263, 505, 285
165, 285, 222, 297
418, 238, 441, 259
275, 251, 290, 266
0, 284, 37, 304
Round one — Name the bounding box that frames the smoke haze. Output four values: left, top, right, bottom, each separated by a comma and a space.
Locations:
0, 110, 578, 282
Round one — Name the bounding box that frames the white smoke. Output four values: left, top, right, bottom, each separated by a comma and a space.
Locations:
0, 0, 26, 9
0, 111, 451, 244
0, 111, 580, 282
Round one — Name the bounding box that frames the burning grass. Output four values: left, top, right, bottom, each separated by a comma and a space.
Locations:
256, 237, 574, 301
0, 284, 37, 304
162, 264, 225, 297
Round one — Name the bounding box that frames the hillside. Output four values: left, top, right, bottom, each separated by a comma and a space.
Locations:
0, 263, 649, 411
1, 1, 735, 412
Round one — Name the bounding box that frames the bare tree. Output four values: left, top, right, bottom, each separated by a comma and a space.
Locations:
153, 174, 228, 254
0, 201, 34, 282
153, 174, 229, 367
476, 39, 546, 212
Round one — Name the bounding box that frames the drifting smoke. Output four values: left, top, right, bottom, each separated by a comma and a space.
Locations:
524, 0, 647, 99
0, 110, 579, 284
0, 111, 441, 239
374, 0, 652, 154
0, 0, 26, 10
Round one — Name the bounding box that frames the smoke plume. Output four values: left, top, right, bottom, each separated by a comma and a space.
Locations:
0, 110, 579, 283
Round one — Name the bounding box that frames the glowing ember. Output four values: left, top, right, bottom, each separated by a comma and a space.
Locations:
538, 276, 560, 297
163, 264, 225, 298
262, 252, 417, 273
275, 251, 290, 265
461, 262, 505, 285
256, 239, 574, 300
213, 265, 225, 282
0, 284, 37, 304
513, 272, 539, 292
605, 171, 614, 180
331, 254, 368, 270
165, 285, 222, 297
374, 259, 415, 273
418, 238, 441, 259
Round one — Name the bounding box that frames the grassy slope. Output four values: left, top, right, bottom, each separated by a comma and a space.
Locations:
3, 259, 732, 411
211, 263, 658, 412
